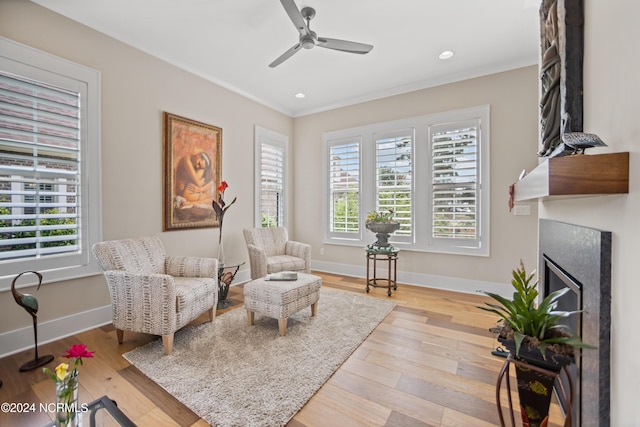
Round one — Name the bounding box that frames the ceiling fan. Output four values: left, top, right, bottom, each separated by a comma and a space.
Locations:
269, 0, 374, 68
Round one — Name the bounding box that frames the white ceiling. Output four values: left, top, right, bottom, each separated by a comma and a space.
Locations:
30, 0, 541, 117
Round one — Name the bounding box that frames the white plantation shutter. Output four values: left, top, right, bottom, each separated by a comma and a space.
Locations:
0, 70, 81, 260
375, 130, 412, 238
328, 139, 360, 235
254, 126, 287, 228
260, 142, 284, 227
430, 120, 479, 241
0, 38, 101, 289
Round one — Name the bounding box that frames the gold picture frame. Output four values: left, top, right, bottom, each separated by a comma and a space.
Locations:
163, 112, 222, 231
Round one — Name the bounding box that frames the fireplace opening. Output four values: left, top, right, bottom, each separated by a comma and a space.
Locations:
543, 255, 583, 425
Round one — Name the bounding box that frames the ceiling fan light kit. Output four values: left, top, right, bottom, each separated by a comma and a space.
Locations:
270, 0, 374, 68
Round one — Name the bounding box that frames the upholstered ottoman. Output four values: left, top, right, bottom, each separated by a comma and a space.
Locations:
243, 272, 322, 336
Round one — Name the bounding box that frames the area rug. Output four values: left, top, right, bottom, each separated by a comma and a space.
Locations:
123, 287, 396, 427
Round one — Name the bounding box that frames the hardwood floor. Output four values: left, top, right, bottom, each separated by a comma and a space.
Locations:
0, 272, 566, 426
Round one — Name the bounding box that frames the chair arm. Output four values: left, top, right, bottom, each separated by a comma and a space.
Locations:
103, 270, 178, 336
246, 243, 268, 279
165, 256, 218, 279
285, 240, 311, 273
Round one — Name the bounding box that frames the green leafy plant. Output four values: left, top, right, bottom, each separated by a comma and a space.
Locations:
365, 209, 395, 223
478, 260, 591, 359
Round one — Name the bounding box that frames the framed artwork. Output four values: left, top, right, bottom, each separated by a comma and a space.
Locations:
163, 112, 222, 231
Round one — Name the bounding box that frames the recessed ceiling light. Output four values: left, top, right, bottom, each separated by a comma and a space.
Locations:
295, 92, 306, 99
439, 50, 454, 60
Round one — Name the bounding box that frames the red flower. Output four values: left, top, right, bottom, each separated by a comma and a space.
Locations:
218, 181, 229, 193
64, 344, 95, 360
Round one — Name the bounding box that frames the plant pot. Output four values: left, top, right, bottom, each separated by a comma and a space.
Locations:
498, 336, 574, 427
365, 222, 400, 247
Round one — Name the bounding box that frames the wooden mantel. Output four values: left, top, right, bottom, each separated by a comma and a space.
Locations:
514, 152, 629, 201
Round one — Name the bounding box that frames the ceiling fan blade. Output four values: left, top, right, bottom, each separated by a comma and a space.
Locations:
280, 0, 309, 36
269, 43, 302, 68
317, 37, 373, 54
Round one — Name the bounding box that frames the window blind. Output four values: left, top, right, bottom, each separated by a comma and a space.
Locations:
431, 124, 478, 240
375, 132, 412, 237
260, 142, 284, 227
0, 70, 81, 260
329, 141, 359, 233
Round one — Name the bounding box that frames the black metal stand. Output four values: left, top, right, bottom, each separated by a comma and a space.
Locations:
495, 353, 574, 427
365, 249, 398, 296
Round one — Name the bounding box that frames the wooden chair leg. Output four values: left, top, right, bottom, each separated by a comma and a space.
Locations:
311, 302, 318, 317
247, 310, 255, 326
209, 306, 216, 321
162, 334, 174, 355
116, 329, 124, 344
278, 318, 288, 336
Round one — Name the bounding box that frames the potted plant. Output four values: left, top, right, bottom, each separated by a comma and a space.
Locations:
365, 209, 400, 248
478, 261, 591, 427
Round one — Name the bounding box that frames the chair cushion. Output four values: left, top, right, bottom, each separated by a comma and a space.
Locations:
267, 255, 306, 273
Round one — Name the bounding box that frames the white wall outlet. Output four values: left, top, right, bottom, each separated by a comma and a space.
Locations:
320, 248, 324, 256
513, 205, 531, 216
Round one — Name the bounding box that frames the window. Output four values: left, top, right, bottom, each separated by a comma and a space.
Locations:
323, 106, 489, 256
430, 121, 479, 245
0, 37, 101, 289
327, 138, 360, 238
254, 126, 287, 228
374, 130, 413, 239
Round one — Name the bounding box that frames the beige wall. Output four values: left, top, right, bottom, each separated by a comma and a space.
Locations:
293, 66, 540, 288
0, 0, 293, 333
538, 1, 639, 424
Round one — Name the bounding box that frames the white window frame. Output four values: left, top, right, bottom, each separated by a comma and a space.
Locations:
0, 37, 102, 290
322, 105, 490, 256
253, 126, 288, 228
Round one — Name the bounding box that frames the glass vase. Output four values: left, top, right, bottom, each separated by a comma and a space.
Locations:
217, 238, 225, 268
55, 371, 79, 427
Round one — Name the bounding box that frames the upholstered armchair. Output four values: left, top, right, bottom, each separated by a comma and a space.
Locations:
92, 236, 218, 355
243, 227, 311, 280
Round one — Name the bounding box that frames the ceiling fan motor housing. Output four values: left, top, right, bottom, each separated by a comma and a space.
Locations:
301, 31, 317, 49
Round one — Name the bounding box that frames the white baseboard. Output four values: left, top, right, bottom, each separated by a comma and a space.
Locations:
0, 305, 112, 359
310, 259, 509, 298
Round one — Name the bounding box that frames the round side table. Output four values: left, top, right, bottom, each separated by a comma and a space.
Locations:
365, 247, 398, 296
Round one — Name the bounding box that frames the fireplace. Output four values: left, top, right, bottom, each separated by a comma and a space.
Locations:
539, 219, 611, 427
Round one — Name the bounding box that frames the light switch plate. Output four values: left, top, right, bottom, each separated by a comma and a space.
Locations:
513, 205, 531, 216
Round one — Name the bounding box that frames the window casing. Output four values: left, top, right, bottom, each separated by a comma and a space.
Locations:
254, 126, 287, 228
0, 37, 101, 290
323, 106, 489, 256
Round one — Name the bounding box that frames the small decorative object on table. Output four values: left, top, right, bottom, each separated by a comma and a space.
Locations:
365, 209, 400, 248
265, 272, 298, 281
43, 344, 95, 427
